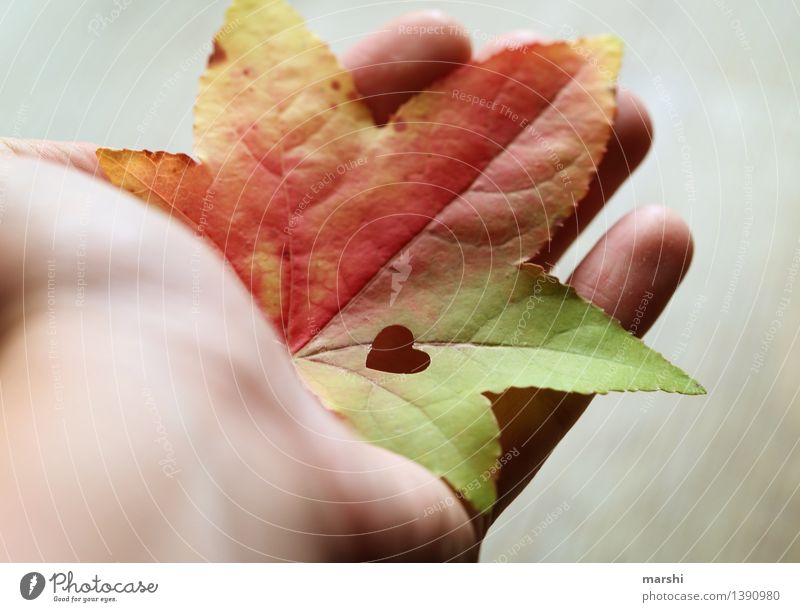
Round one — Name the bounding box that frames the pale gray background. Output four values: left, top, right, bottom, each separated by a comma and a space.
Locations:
1, 0, 798, 561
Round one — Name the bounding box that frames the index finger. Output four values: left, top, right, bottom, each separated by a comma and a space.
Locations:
341, 11, 472, 124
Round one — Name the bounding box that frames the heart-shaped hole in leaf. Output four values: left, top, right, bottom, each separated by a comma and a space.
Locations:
366, 325, 430, 374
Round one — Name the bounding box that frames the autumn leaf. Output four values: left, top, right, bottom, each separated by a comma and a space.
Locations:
97, 0, 704, 513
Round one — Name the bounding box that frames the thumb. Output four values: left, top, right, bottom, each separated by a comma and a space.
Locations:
1, 138, 102, 176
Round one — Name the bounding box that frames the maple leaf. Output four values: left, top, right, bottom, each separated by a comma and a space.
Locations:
97, 0, 704, 513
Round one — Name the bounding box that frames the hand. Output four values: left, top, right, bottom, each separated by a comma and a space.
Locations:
0, 11, 692, 562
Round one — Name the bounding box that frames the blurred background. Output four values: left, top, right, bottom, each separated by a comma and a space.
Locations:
1, 0, 797, 562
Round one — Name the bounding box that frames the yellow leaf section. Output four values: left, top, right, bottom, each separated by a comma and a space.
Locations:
97, 150, 211, 230
193, 0, 374, 335
194, 0, 372, 165
100, 0, 375, 335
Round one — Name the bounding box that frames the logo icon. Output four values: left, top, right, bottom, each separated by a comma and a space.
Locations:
20, 572, 45, 600
389, 250, 412, 306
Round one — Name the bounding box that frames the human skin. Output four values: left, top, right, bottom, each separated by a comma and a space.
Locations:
0, 11, 692, 561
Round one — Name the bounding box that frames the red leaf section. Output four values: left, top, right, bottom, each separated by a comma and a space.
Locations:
98, 5, 619, 355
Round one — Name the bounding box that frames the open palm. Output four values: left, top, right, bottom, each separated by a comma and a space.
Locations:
0, 11, 691, 561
